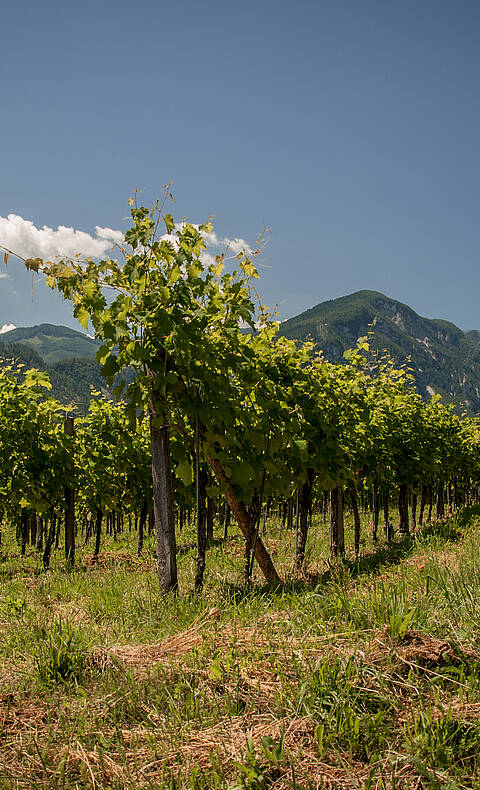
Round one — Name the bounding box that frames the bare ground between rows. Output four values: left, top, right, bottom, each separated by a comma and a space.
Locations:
0, 629, 478, 788
0, 706, 431, 790
0, 531, 477, 787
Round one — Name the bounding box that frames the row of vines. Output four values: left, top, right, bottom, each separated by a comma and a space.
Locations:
2, 193, 480, 593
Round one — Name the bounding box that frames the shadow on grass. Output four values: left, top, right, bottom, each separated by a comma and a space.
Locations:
176, 536, 238, 557
221, 506, 479, 601
298, 506, 477, 594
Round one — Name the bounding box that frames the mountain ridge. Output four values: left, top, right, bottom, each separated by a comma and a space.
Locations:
0, 323, 100, 363
3, 291, 480, 414
278, 290, 480, 413
0, 337, 109, 414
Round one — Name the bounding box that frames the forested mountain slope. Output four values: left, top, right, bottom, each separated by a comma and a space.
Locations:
0, 339, 108, 414
1, 323, 100, 363
5, 292, 480, 414
279, 290, 480, 413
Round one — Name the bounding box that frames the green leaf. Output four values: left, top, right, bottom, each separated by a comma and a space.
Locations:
101, 355, 120, 379
112, 381, 126, 400
96, 345, 111, 365
175, 459, 193, 487
231, 461, 255, 489
294, 439, 308, 454
167, 266, 181, 285
164, 213, 175, 235
82, 279, 97, 298
76, 307, 90, 330
24, 369, 52, 390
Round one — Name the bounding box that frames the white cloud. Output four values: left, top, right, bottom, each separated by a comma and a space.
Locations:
174, 223, 252, 257
0, 214, 124, 261
0, 214, 253, 271
94, 226, 125, 245
169, 222, 253, 267
208, 233, 252, 256
199, 250, 217, 267
0, 323, 15, 334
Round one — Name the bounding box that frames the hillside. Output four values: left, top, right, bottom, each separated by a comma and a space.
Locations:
0, 339, 109, 413
279, 290, 480, 413
1, 323, 100, 363
5, 294, 480, 414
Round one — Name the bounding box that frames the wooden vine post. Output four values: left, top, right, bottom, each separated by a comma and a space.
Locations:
64, 415, 75, 565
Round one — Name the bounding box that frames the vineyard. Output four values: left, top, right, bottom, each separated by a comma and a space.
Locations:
3, 194, 480, 588
2, 327, 480, 588
2, 198, 480, 787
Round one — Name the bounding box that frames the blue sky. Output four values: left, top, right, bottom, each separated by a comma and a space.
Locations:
1, 0, 479, 331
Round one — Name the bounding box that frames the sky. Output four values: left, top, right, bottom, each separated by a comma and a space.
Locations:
1, 0, 479, 332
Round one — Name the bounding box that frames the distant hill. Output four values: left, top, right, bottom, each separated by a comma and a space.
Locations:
1, 323, 100, 363
279, 290, 480, 414
0, 339, 109, 414
5, 295, 480, 415
466, 330, 480, 349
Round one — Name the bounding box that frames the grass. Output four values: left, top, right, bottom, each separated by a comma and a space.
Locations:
1, 506, 480, 787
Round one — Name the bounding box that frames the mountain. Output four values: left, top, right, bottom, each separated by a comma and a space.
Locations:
0, 324, 138, 414
279, 290, 480, 414
5, 293, 480, 415
466, 330, 480, 349
0, 339, 109, 414
0, 323, 100, 363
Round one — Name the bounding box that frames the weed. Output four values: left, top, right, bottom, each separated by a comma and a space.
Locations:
34, 618, 88, 685
230, 735, 290, 789
2, 594, 27, 617
293, 655, 393, 718
316, 706, 390, 762
406, 709, 480, 771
